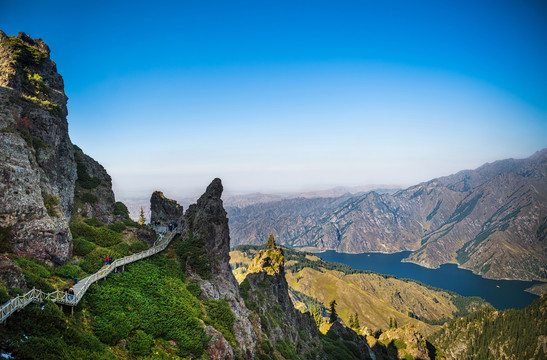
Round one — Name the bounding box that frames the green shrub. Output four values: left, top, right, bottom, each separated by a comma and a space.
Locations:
186, 282, 202, 298
176, 234, 211, 279
127, 329, 154, 356
81, 192, 98, 204
108, 222, 126, 233
14, 256, 51, 278
87, 258, 209, 358
123, 218, 139, 227
113, 202, 129, 217
53, 264, 81, 279
111, 242, 130, 257
71, 221, 98, 242
0, 225, 13, 253
42, 194, 60, 217
94, 228, 122, 247
73, 237, 96, 256
3, 36, 46, 66
76, 161, 101, 189
204, 299, 236, 345
81, 247, 122, 273
129, 241, 148, 253
84, 217, 103, 227
18, 130, 49, 150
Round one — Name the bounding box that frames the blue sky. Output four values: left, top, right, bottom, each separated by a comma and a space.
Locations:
2, 0, 546, 199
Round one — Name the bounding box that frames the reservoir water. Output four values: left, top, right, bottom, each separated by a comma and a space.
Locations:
316, 250, 541, 310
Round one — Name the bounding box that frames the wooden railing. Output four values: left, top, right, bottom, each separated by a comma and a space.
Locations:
1, 230, 175, 323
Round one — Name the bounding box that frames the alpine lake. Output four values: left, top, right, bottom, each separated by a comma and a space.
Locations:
315, 250, 541, 310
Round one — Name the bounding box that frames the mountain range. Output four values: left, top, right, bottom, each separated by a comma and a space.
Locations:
227, 150, 547, 282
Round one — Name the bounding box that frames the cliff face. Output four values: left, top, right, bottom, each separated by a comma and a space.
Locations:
0, 31, 75, 265
0, 31, 119, 265
228, 150, 547, 281
73, 145, 117, 224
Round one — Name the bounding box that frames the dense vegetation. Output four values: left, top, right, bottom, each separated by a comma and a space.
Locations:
0, 229, 238, 359
430, 295, 547, 359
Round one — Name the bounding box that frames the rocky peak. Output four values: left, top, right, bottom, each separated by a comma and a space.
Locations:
150, 191, 183, 225
181, 179, 257, 358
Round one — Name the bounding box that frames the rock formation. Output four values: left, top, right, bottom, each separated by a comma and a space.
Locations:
0, 31, 75, 265
0, 31, 121, 265
179, 178, 257, 359
150, 190, 183, 225
241, 245, 326, 359
73, 145, 117, 224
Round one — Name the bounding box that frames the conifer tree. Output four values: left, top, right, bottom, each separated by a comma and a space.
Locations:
354, 312, 360, 330
349, 314, 354, 328
138, 207, 145, 225
329, 300, 338, 324
267, 233, 276, 250
394, 318, 398, 328
389, 317, 393, 329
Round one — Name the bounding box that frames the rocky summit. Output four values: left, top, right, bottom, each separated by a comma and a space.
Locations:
150, 190, 183, 226
228, 149, 547, 282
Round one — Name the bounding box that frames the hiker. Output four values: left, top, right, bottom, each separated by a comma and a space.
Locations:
68, 287, 74, 301
63, 286, 69, 301
105, 255, 109, 265
74, 276, 78, 285
109, 255, 114, 264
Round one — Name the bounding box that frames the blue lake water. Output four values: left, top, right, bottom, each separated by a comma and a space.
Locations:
315, 250, 541, 310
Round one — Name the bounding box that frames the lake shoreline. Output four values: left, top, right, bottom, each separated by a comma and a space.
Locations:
314, 250, 541, 310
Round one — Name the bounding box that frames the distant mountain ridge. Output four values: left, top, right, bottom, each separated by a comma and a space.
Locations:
227, 150, 547, 282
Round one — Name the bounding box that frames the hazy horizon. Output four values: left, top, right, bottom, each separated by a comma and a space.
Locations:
3, 1, 546, 200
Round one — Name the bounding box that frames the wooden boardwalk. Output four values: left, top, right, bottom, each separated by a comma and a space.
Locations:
1, 230, 175, 323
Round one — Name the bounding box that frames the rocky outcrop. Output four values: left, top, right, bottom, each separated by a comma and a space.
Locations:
0, 31, 119, 265
180, 179, 257, 359
228, 150, 547, 281
135, 226, 156, 247
242, 262, 324, 359
72, 145, 116, 224
0, 31, 75, 265
150, 191, 183, 225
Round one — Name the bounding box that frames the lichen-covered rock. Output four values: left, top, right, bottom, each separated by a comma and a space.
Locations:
0, 255, 25, 289
205, 324, 234, 360
150, 191, 183, 225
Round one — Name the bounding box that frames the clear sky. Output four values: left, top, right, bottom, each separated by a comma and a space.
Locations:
2, 0, 547, 200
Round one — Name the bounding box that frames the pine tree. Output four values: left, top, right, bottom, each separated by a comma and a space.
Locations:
329, 300, 338, 324
389, 317, 393, 329
349, 314, 354, 328
267, 233, 276, 250
394, 318, 398, 328
138, 207, 145, 225
354, 312, 360, 330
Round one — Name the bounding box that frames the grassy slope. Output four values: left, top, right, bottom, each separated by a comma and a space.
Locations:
230, 246, 488, 336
